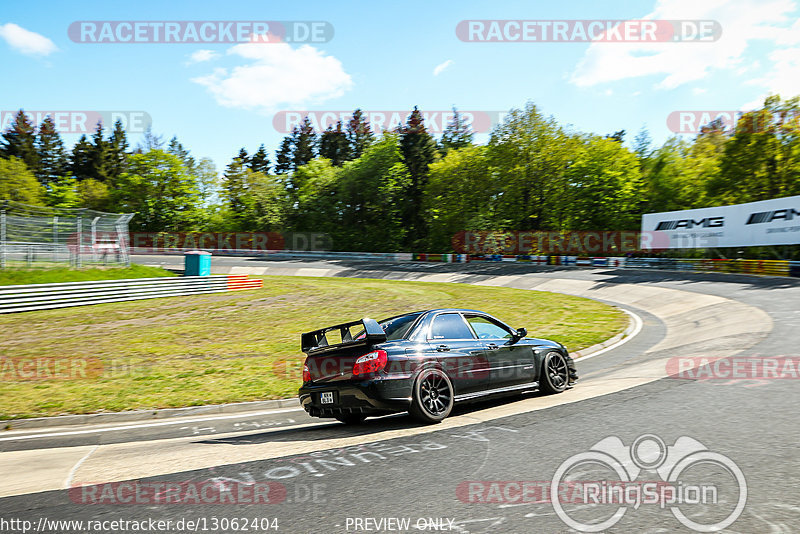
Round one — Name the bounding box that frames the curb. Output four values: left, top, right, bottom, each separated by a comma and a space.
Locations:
1, 398, 299, 431
571, 308, 641, 360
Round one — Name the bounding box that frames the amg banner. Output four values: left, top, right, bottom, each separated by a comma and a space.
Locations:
641, 194, 800, 249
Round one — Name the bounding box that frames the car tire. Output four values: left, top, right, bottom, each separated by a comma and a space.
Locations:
540, 351, 569, 394
335, 414, 366, 425
409, 368, 454, 424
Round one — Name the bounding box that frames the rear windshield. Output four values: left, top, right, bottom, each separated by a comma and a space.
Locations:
380, 313, 423, 340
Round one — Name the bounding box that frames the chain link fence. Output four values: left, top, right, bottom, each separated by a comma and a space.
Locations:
0, 201, 134, 269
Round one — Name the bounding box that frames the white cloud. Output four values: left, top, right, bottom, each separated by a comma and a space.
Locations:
192, 42, 352, 112
0, 23, 57, 56
692, 87, 708, 95
187, 49, 220, 64
570, 0, 798, 89
745, 47, 800, 101
433, 59, 453, 76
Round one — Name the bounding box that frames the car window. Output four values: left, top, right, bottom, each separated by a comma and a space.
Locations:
429, 313, 474, 340
465, 316, 513, 339
380, 313, 422, 340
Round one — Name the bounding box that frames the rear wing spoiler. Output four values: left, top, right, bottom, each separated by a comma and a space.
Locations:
301, 318, 387, 355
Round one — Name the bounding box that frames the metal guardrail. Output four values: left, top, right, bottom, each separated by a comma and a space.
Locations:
0, 276, 243, 314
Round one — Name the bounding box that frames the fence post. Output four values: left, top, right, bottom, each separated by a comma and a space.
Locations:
0, 208, 6, 269
53, 215, 59, 263
76, 214, 82, 269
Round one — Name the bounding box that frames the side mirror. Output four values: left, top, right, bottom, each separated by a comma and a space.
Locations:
509, 327, 527, 344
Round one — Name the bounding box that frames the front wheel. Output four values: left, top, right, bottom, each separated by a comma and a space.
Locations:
540, 351, 569, 394
409, 368, 454, 424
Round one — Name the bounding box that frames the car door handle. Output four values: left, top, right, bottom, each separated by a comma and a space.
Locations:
436, 344, 450, 352
486, 343, 498, 350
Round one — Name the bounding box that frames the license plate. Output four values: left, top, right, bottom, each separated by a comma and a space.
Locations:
320, 392, 334, 404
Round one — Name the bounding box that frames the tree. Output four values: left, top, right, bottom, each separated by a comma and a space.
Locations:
249, 144, 271, 174
606, 130, 625, 143
1, 110, 39, 172
35, 116, 68, 187
439, 107, 474, 154
69, 135, 94, 181
88, 121, 110, 182
0, 157, 45, 204
136, 126, 164, 153
292, 117, 317, 169
346, 109, 374, 159
108, 119, 129, 182
114, 150, 199, 231
319, 121, 350, 166
167, 136, 195, 172
424, 145, 491, 250
398, 107, 437, 246
275, 137, 293, 175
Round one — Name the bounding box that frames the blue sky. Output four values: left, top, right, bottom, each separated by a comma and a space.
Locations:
1, 0, 799, 174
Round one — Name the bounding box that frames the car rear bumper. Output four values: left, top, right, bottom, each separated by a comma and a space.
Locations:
299, 378, 413, 418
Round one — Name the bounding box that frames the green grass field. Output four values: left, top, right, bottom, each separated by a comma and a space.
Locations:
0, 276, 627, 420
0, 264, 175, 286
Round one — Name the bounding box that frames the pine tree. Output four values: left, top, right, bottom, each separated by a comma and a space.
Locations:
236, 147, 250, 167
108, 119, 130, 182
292, 117, 317, 169
399, 107, 437, 245
35, 115, 68, 187
89, 121, 110, 182
167, 136, 195, 171
439, 107, 474, 154
347, 109, 374, 159
249, 144, 271, 174
1, 110, 39, 171
70, 135, 94, 180
275, 136, 293, 174
319, 121, 350, 166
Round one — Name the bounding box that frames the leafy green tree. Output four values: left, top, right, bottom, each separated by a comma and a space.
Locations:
487, 102, 573, 231
439, 107, 474, 154
564, 136, 643, 230
1, 110, 39, 172
424, 145, 491, 249
114, 150, 199, 231
0, 156, 45, 204
77, 179, 111, 210
35, 116, 68, 187
46, 176, 81, 208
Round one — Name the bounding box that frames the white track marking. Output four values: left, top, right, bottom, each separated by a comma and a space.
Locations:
0, 407, 304, 442
63, 444, 98, 489
576, 309, 643, 361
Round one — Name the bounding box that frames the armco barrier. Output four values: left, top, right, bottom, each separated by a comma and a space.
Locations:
0, 275, 263, 314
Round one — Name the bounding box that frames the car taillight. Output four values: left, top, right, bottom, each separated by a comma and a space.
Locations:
353, 350, 388, 376
302, 363, 311, 383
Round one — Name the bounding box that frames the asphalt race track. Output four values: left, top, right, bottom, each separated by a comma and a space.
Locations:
1, 256, 799, 533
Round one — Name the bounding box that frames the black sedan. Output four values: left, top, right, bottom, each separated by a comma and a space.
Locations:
298, 309, 577, 424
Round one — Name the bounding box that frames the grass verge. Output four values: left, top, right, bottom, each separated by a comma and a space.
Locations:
0, 276, 626, 419
0, 264, 175, 286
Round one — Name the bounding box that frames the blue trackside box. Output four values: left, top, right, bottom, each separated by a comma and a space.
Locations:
184, 251, 211, 276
